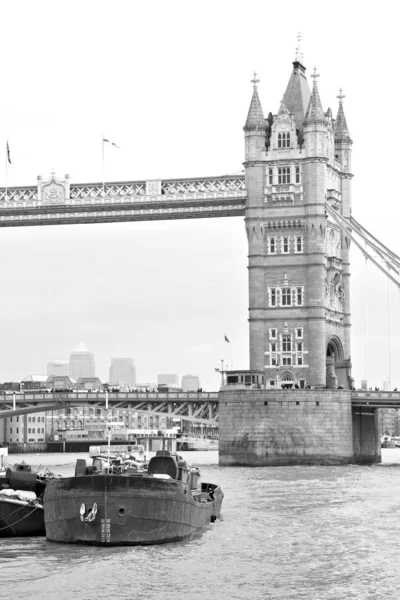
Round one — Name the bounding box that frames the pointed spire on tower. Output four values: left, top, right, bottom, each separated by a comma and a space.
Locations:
244, 72, 267, 131
334, 88, 351, 138
304, 67, 326, 124
281, 43, 310, 144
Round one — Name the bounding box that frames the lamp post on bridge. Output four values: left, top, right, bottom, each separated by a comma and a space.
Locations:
215, 359, 231, 388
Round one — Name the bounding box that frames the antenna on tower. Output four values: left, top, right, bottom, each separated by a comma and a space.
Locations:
295, 32, 303, 62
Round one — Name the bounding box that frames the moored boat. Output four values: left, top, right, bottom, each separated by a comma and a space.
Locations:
44, 449, 224, 546
0, 462, 55, 537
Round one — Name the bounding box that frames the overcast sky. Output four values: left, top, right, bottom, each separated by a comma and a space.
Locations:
0, 0, 398, 390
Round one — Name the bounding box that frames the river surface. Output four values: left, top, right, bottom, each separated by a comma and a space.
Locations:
1, 450, 400, 599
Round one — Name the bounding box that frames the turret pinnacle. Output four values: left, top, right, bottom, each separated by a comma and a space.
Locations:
304, 67, 326, 124
334, 89, 351, 138
244, 72, 267, 131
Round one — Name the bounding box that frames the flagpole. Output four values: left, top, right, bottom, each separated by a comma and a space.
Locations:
102, 133, 105, 196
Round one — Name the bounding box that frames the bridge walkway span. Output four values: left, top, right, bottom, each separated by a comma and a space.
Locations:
0, 391, 220, 425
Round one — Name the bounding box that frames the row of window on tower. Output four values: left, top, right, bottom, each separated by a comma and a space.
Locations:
266, 334, 305, 367
269, 286, 304, 307
268, 235, 303, 254
270, 338, 303, 353
268, 167, 301, 185
277, 133, 291, 148
267, 354, 304, 366
269, 327, 303, 340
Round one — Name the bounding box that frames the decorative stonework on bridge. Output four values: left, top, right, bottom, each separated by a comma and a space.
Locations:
0, 173, 246, 227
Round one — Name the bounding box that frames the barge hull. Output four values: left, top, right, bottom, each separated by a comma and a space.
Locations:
0, 500, 45, 537
44, 475, 223, 546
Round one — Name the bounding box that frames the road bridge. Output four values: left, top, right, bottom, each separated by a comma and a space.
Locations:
0, 391, 219, 426
1, 390, 398, 427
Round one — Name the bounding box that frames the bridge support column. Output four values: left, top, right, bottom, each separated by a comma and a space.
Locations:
352, 407, 381, 464
219, 389, 354, 466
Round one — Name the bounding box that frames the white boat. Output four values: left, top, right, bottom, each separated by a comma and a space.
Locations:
0, 448, 8, 477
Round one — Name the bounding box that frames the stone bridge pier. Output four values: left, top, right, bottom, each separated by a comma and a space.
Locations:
352, 406, 382, 464
218, 389, 381, 466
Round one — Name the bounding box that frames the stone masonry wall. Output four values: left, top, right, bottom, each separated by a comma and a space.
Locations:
219, 389, 354, 466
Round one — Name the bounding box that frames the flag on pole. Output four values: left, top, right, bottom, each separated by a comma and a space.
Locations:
224, 334, 230, 343
103, 137, 120, 148
6, 141, 11, 164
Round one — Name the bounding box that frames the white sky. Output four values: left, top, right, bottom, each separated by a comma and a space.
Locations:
0, 0, 398, 390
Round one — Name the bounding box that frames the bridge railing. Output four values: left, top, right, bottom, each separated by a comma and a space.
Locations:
0, 176, 246, 206
351, 391, 400, 399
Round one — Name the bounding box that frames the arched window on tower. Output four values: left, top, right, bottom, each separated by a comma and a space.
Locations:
282, 335, 291, 352
328, 229, 335, 256
282, 237, 289, 253
278, 133, 282, 148
285, 132, 290, 147
296, 236, 303, 253
278, 167, 291, 184
295, 167, 300, 183
282, 288, 292, 306
296, 287, 303, 305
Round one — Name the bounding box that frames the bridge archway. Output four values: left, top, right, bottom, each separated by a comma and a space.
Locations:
279, 371, 295, 389
326, 336, 344, 389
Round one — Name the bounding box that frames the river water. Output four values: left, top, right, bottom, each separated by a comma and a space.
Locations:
1, 450, 400, 599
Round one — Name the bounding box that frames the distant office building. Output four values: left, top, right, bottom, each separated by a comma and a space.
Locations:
158, 374, 179, 386
46, 375, 75, 390
21, 374, 49, 390
69, 343, 95, 381
109, 358, 136, 387
181, 374, 201, 391
75, 377, 103, 391
47, 359, 69, 377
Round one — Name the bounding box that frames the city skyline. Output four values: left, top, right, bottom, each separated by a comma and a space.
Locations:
7, 343, 204, 389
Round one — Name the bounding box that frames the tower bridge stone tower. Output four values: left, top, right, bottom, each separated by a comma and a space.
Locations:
244, 62, 353, 390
